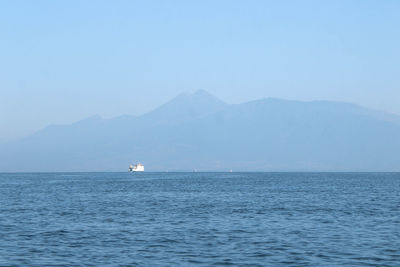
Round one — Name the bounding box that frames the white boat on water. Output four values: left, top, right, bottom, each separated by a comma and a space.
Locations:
129, 163, 144, 172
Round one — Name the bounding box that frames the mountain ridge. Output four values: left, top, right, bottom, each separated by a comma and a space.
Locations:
1, 90, 400, 172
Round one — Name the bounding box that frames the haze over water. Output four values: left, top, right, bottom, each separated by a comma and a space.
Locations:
1, 172, 399, 266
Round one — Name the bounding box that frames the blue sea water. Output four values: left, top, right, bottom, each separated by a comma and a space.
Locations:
0, 172, 399, 266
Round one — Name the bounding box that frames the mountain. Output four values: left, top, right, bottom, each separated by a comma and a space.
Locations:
1, 90, 400, 172
137, 89, 228, 127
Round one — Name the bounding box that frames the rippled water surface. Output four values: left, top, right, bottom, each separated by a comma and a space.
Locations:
0, 172, 399, 266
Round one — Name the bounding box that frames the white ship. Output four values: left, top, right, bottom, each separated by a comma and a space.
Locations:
129, 163, 144, 172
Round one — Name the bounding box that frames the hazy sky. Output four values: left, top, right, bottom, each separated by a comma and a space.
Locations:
1, 0, 399, 142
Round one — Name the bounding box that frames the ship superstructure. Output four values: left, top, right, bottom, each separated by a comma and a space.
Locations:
129, 163, 144, 172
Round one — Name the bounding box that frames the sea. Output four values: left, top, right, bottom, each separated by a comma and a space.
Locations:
0, 172, 399, 266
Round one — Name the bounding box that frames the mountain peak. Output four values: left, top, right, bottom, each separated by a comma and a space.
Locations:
193, 89, 213, 97
139, 90, 228, 126
173, 89, 225, 103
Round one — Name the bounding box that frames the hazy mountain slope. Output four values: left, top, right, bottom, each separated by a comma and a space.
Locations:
1, 93, 400, 172
0, 90, 228, 171
167, 98, 400, 171
135, 89, 228, 127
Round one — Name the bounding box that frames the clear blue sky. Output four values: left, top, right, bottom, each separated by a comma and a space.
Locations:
1, 0, 399, 142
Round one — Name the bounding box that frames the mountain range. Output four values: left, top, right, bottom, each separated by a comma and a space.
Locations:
1, 89, 400, 172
